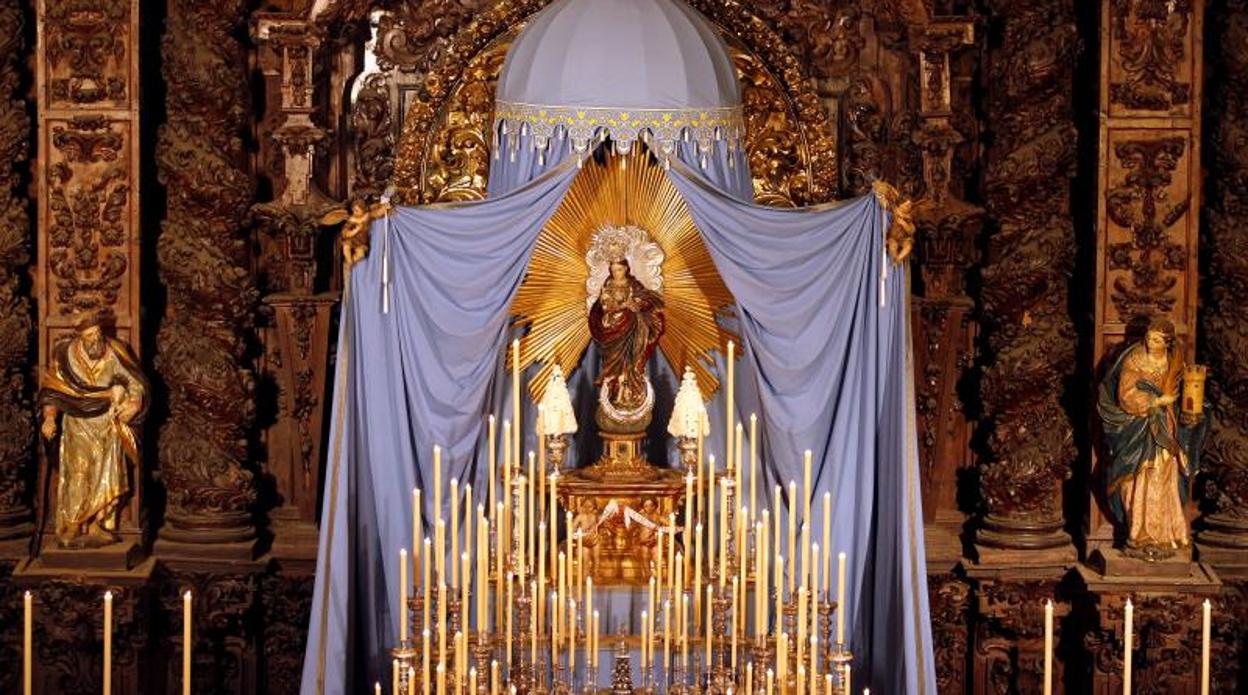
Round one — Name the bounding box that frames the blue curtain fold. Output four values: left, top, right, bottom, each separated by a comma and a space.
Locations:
301, 136, 933, 694
300, 158, 581, 694
665, 158, 934, 694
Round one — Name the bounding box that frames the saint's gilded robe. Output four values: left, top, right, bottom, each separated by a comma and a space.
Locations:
38, 336, 148, 541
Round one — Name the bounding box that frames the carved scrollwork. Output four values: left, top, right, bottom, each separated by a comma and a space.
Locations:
159, 571, 258, 692
46, 116, 130, 315
1105, 136, 1189, 322
350, 72, 395, 198
1198, 0, 1248, 554
0, 0, 32, 538
1108, 0, 1192, 111
156, 0, 258, 545
975, 0, 1079, 552
42, 0, 130, 107
262, 573, 315, 692
928, 576, 970, 693
34, 581, 149, 695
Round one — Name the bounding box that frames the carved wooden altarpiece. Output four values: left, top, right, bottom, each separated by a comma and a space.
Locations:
32, 0, 144, 568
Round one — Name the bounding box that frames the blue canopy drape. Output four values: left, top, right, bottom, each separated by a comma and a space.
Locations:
301, 138, 933, 694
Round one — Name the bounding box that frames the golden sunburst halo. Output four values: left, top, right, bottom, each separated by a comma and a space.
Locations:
511, 146, 737, 403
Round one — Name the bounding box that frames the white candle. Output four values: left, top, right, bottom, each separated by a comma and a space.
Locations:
1043, 600, 1053, 695
183, 590, 193, 695
103, 591, 113, 695
749, 413, 757, 524
821, 493, 831, 595
23, 591, 31, 693
1201, 599, 1211, 695
836, 552, 846, 644
1123, 598, 1133, 695
726, 340, 734, 469
451, 479, 459, 588
400, 548, 409, 641
787, 481, 797, 593
376, 681, 382, 695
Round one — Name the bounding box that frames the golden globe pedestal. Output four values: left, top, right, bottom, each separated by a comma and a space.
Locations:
556, 431, 686, 586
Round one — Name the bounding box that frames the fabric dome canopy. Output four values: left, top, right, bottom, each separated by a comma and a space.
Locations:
494, 0, 744, 155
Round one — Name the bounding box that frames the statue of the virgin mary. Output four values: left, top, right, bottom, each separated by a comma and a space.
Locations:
585, 226, 666, 431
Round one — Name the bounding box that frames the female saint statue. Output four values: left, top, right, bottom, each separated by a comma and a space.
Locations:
1098, 317, 1207, 560
589, 257, 665, 424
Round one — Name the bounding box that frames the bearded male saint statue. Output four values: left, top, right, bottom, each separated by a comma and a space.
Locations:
38, 310, 148, 549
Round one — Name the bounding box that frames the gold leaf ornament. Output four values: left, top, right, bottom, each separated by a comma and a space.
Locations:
511, 148, 737, 403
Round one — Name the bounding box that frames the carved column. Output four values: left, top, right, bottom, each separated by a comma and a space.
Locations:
35, 0, 144, 556
155, 0, 259, 558
0, 0, 33, 550
907, 19, 981, 564
1090, 0, 1205, 550
1197, 0, 1248, 569
252, 17, 337, 561
974, 0, 1079, 561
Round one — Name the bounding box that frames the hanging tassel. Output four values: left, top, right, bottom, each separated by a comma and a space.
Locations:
879, 206, 888, 309
382, 209, 392, 314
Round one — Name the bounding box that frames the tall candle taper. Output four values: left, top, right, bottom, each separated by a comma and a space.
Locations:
775, 555, 784, 636
393, 659, 400, 695
641, 609, 649, 671
413, 488, 421, 581
434, 445, 443, 534
1123, 598, 1133, 695
451, 479, 460, 587
726, 340, 734, 468
183, 590, 193, 695
423, 630, 431, 695
1201, 599, 1211, 695
1043, 599, 1053, 695
24, 591, 31, 693
489, 415, 497, 513
512, 339, 520, 481
836, 552, 846, 644
821, 493, 831, 593
803, 450, 812, 532
400, 549, 409, 641
787, 481, 797, 594
704, 585, 713, 674
103, 591, 113, 695
749, 414, 757, 523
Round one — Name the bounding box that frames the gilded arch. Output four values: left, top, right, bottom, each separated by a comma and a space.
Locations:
387, 0, 839, 207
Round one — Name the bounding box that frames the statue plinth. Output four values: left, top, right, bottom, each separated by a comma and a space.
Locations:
557, 462, 686, 586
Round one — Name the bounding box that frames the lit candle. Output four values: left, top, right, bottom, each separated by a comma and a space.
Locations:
451, 479, 459, 588
787, 480, 797, 594
775, 555, 784, 633
423, 537, 432, 631
1201, 599, 1211, 695
409, 666, 416, 695
413, 488, 421, 579
821, 493, 831, 595
434, 445, 443, 534
532, 581, 539, 668
735, 422, 743, 505
684, 474, 694, 571
538, 521, 546, 635
668, 514, 677, 597
705, 584, 713, 672
183, 590, 192, 695
503, 422, 512, 552
640, 609, 649, 670
436, 663, 446, 695
746, 659, 754, 695
809, 634, 818, 694
797, 665, 805, 695
767, 669, 775, 695
726, 340, 734, 469
1123, 598, 1133, 695
24, 591, 32, 695
755, 521, 766, 637
693, 522, 703, 631
797, 586, 807, 677
512, 339, 521, 469
422, 630, 431, 695
681, 594, 689, 672
773, 485, 782, 573
489, 415, 497, 514
647, 576, 656, 666
461, 553, 470, 640
438, 584, 447, 671
587, 576, 595, 670
552, 590, 560, 668
749, 413, 757, 524
505, 577, 513, 671
527, 452, 536, 577
436, 518, 446, 586
568, 599, 577, 678
842, 664, 850, 695
800, 522, 810, 604
1043, 599, 1053, 695
803, 450, 812, 533
731, 576, 739, 668
103, 591, 113, 695
393, 659, 400, 695
550, 472, 558, 576
592, 609, 601, 674
479, 517, 489, 633
708, 454, 717, 577
719, 480, 728, 588
836, 552, 846, 644
663, 598, 672, 674
469, 667, 478, 695
400, 548, 409, 641
490, 659, 499, 695
824, 673, 832, 695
